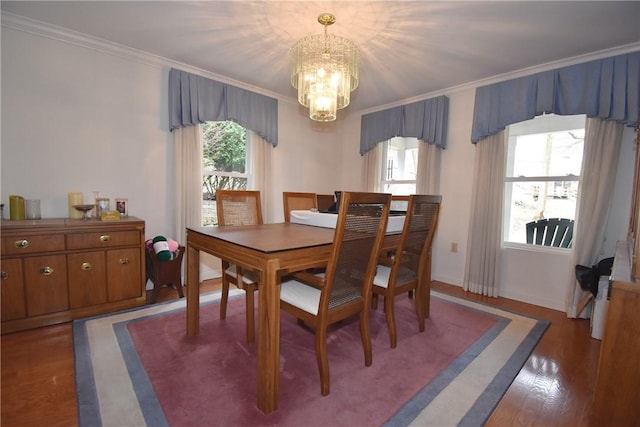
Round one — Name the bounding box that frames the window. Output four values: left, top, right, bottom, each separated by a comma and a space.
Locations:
201, 121, 249, 226
504, 114, 585, 246
380, 137, 418, 195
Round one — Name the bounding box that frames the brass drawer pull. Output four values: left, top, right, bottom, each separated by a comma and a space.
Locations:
14, 239, 29, 249
100, 235, 111, 242
81, 262, 92, 271
1, 271, 7, 280
119, 258, 130, 265
40, 266, 54, 276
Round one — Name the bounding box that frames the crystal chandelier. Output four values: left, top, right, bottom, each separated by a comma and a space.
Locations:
290, 13, 360, 122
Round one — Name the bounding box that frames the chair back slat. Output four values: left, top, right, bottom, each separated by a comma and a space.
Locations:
216, 190, 263, 226
323, 192, 392, 312
526, 218, 574, 248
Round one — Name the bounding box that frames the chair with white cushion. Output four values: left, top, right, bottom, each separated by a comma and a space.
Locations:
371, 194, 442, 348
279, 191, 392, 396
216, 189, 263, 344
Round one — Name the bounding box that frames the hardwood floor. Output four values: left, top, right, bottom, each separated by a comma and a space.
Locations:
1, 280, 600, 426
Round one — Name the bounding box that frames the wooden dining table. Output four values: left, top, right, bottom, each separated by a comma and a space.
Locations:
185, 222, 335, 413
185, 220, 430, 414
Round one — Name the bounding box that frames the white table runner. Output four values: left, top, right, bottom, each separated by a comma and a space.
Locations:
290, 210, 405, 233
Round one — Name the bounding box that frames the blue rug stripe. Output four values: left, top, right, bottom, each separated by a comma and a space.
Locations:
113, 320, 170, 427
383, 312, 511, 427
459, 319, 550, 426
73, 320, 103, 427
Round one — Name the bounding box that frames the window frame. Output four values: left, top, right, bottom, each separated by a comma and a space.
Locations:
502, 114, 586, 250
379, 136, 419, 195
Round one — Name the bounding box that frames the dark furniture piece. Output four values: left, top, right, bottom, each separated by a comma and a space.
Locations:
146, 245, 184, 303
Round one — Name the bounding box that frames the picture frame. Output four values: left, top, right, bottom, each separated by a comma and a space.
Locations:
96, 198, 110, 219
115, 198, 128, 217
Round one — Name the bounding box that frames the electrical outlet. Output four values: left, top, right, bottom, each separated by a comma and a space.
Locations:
450, 242, 458, 252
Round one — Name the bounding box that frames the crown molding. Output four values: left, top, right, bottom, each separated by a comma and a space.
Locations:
357, 42, 640, 116
1, 12, 287, 103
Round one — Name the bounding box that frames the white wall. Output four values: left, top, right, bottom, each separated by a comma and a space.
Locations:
2, 21, 636, 312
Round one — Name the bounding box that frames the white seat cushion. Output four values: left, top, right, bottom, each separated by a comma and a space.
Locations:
225, 264, 259, 284
280, 280, 321, 315
372, 264, 391, 289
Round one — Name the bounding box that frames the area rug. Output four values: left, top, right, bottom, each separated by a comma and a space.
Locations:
73, 290, 548, 427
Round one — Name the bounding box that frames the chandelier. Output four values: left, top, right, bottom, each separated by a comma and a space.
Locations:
290, 13, 360, 122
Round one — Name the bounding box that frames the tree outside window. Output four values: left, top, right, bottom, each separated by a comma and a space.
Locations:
202, 121, 248, 225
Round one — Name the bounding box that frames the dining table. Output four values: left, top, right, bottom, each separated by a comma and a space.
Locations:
185, 214, 431, 414
186, 222, 335, 413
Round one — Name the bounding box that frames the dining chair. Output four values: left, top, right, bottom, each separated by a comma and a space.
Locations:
371, 194, 442, 348
283, 191, 318, 222
279, 191, 392, 396
316, 194, 335, 212
215, 189, 263, 343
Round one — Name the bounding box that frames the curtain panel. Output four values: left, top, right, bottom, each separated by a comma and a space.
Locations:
168, 68, 278, 147
360, 95, 449, 155
471, 52, 640, 143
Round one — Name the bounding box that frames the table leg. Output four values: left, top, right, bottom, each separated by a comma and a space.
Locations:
257, 258, 280, 413
186, 244, 200, 336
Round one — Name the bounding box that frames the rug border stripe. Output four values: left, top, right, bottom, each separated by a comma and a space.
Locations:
74, 290, 548, 427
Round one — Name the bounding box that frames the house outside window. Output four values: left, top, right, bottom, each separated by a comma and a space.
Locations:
381, 137, 419, 195
202, 121, 249, 226
504, 114, 585, 246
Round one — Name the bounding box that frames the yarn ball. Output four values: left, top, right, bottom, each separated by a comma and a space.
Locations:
152, 235, 171, 261
167, 238, 179, 252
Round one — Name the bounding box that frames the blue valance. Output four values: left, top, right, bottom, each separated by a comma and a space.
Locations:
360, 95, 449, 155
471, 52, 640, 144
169, 68, 278, 146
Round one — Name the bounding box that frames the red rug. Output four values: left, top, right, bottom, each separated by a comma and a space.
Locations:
126, 296, 497, 426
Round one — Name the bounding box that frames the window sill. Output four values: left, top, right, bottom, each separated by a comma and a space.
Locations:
502, 241, 573, 254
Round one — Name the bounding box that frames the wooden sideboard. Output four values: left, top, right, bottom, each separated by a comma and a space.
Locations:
592, 242, 640, 425
1, 217, 146, 334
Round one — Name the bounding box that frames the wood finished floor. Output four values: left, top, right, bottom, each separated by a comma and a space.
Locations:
1, 280, 600, 427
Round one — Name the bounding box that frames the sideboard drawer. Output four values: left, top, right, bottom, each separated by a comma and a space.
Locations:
66, 230, 141, 250
1, 234, 65, 256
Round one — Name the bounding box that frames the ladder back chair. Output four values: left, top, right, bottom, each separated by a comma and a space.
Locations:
279, 191, 392, 396
215, 189, 263, 343
371, 194, 442, 348
283, 191, 318, 222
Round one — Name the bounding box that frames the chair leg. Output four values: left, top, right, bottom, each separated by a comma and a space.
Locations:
384, 294, 397, 349
315, 327, 330, 396
245, 286, 255, 344
371, 293, 379, 309
149, 274, 162, 304
220, 275, 230, 320
414, 287, 425, 333
360, 308, 372, 366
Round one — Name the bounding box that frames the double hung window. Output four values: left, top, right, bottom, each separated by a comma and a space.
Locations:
504, 114, 585, 246
380, 137, 419, 195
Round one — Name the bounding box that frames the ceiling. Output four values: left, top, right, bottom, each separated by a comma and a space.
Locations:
3, 1, 640, 114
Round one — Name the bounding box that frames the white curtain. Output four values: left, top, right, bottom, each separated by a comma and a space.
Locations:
463, 131, 507, 297
173, 125, 203, 244
362, 143, 382, 192
566, 118, 623, 317
248, 130, 273, 222
416, 141, 440, 194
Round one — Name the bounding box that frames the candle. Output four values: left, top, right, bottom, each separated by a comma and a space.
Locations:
68, 192, 84, 219
9, 195, 25, 220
